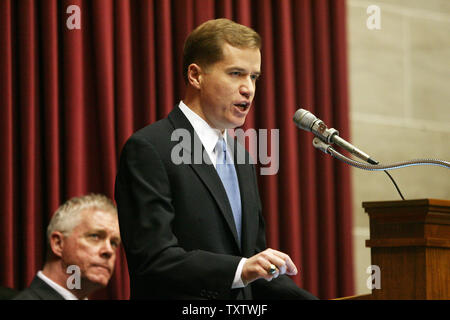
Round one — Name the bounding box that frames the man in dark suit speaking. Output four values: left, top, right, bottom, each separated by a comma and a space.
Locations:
115, 18, 317, 300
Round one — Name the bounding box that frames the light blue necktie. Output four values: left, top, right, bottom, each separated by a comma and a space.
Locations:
216, 137, 242, 243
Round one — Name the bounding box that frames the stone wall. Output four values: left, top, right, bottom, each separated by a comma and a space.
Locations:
347, 0, 450, 295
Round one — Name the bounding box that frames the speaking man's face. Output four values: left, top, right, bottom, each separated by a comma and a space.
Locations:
198, 43, 261, 130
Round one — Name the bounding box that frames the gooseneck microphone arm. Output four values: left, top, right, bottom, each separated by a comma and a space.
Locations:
293, 108, 450, 200
312, 137, 450, 170
293, 108, 450, 171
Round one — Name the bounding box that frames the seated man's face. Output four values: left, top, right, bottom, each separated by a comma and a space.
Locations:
199, 43, 261, 130
61, 210, 121, 289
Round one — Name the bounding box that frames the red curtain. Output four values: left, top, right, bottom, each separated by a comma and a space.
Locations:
0, 0, 353, 299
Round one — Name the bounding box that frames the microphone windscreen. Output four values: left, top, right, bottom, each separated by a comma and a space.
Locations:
293, 108, 316, 131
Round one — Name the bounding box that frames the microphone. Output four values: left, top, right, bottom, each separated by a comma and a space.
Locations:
293, 108, 379, 165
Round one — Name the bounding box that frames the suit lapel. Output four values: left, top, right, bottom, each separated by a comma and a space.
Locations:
168, 106, 241, 251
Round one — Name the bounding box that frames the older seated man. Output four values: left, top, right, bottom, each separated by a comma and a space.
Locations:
14, 194, 121, 300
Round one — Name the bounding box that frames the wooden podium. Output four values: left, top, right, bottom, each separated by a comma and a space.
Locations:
359, 199, 450, 299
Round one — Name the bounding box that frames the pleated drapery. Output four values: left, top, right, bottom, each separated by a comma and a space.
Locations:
0, 0, 353, 299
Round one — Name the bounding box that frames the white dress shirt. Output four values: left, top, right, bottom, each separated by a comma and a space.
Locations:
178, 101, 247, 289
37, 271, 82, 300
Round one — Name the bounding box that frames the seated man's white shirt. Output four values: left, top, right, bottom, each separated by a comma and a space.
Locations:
37, 270, 84, 300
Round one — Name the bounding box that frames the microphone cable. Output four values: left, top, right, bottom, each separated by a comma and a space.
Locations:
382, 170, 405, 200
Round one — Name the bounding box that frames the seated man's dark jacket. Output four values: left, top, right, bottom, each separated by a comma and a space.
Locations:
0, 286, 19, 300
13, 276, 65, 300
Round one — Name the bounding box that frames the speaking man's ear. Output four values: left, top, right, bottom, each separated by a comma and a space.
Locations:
187, 63, 203, 89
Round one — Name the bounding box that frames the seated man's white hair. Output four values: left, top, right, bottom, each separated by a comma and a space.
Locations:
46, 193, 117, 246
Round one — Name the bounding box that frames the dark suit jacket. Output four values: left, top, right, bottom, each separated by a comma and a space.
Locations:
0, 286, 19, 300
13, 276, 65, 300
115, 105, 316, 300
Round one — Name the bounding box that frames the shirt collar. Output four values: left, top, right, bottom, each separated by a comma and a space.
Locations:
37, 271, 86, 300
178, 100, 227, 155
